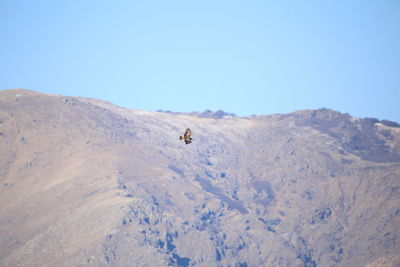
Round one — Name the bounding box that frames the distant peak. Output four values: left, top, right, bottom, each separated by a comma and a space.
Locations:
195, 109, 236, 119
156, 109, 236, 119
293, 108, 348, 119
1, 88, 40, 94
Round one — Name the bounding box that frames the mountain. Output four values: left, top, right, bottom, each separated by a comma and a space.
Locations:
1, 89, 399, 267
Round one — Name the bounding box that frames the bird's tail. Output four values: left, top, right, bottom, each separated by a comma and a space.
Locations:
179, 136, 183, 140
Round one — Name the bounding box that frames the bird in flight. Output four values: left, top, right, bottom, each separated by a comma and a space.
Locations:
180, 128, 192, 144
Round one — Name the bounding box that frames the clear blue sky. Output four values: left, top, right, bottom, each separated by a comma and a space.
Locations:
1, 0, 399, 121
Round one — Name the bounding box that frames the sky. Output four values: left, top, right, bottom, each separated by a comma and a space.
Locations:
1, 0, 399, 121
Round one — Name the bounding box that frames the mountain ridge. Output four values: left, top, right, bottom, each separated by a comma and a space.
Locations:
1, 89, 399, 266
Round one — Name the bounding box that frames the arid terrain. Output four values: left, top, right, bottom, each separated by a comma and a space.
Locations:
1, 89, 399, 267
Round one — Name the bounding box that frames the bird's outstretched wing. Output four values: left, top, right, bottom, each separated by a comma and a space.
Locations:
181, 128, 192, 144
184, 128, 192, 139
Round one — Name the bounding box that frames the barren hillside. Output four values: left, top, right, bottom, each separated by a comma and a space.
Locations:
1, 89, 399, 267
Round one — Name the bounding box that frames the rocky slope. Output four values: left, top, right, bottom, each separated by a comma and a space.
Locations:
0, 89, 399, 267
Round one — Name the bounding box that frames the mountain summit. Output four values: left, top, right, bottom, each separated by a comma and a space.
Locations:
1, 89, 399, 266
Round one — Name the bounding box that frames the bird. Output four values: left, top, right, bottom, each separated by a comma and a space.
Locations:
180, 128, 192, 144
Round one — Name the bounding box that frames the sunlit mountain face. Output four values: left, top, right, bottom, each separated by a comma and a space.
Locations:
1, 89, 399, 267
